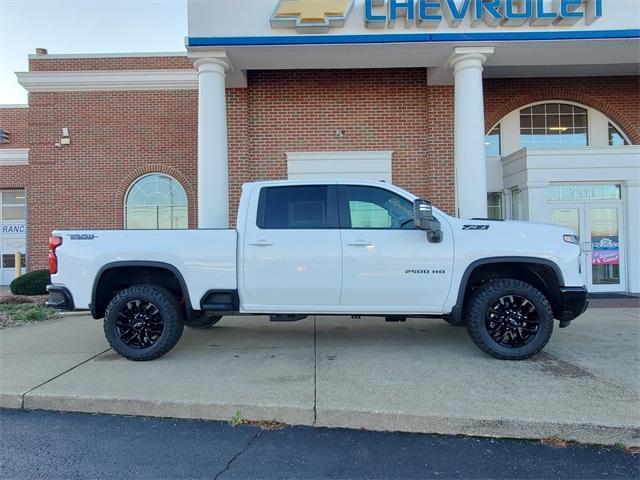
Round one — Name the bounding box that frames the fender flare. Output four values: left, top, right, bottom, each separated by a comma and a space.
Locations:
91, 260, 193, 319
448, 256, 565, 325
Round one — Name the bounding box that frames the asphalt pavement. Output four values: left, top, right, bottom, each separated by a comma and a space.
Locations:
0, 409, 638, 480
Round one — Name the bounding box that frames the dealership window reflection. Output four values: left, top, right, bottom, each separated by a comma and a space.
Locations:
485, 125, 501, 157
609, 124, 629, 146
487, 192, 504, 220
520, 103, 588, 148
125, 174, 188, 230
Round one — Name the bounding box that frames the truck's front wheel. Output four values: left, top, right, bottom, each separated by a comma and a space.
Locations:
466, 279, 553, 360
104, 285, 184, 361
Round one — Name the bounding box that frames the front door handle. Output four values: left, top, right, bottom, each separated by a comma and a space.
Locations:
347, 239, 374, 247
249, 239, 273, 247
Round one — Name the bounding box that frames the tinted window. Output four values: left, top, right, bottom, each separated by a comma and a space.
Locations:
259, 186, 330, 229
341, 186, 414, 229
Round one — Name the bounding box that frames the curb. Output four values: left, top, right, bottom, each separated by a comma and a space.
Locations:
20, 394, 315, 427
3, 393, 638, 447
316, 408, 640, 447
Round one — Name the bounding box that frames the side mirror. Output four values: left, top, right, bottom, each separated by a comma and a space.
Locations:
414, 199, 443, 243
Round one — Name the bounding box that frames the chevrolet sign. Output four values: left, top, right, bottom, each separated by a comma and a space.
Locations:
271, 0, 602, 33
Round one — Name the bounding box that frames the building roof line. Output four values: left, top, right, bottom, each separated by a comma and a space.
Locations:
188, 29, 640, 47
27, 52, 187, 60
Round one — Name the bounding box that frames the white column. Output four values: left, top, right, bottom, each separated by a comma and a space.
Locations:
193, 55, 231, 228
625, 182, 640, 293
523, 183, 550, 223
449, 47, 494, 219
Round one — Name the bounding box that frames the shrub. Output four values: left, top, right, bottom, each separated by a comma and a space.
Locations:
10, 269, 51, 296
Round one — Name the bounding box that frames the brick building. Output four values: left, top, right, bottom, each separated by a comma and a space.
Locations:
1, 0, 639, 293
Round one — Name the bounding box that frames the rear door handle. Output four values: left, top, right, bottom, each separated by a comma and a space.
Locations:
347, 239, 374, 247
249, 239, 273, 247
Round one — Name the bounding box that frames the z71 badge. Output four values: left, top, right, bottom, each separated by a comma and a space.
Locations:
463, 225, 490, 231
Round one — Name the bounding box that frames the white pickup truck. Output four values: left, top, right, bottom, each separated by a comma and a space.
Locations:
47, 180, 588, 361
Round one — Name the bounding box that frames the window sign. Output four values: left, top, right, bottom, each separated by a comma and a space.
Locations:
2, 223, 26, 234
592, 236, 619, 266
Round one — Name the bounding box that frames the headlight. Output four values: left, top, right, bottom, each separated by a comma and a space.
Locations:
563, 234, 580, 245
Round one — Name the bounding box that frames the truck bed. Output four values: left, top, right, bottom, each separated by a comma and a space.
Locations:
51, 229, 238, 311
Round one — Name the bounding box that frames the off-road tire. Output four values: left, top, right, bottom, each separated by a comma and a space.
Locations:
186, 313, 222, 329
104, 284, 184, 361
466, 279, 554, 360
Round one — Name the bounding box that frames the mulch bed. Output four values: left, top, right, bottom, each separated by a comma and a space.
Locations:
0, 294, 58, 329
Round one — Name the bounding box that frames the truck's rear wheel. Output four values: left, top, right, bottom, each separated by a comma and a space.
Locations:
465, 279, 553, 360
104, 285, 184, 361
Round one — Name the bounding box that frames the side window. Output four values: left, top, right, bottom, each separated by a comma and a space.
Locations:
258, 186, 335, 229
340, 186, 414, 229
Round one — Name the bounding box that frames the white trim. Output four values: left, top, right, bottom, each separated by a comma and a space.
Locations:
16, 70, 198, 92
287, 151, 394, 182
505, 145, 640, 157
286, 151, 393, 162
0, 149, 29, 166
27, 52, 186, 60
0, 104, 28, 109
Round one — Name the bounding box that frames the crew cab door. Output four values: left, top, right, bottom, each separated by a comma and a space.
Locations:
242, 185, 342, 309
338, 185, 454, 313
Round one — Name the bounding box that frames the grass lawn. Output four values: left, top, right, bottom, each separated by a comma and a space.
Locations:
0, 303, 60, 329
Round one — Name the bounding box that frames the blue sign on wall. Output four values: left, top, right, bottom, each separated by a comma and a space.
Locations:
364, 0, 603, 28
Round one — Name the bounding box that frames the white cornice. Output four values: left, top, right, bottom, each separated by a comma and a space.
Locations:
16, 70, 198, 92
286, 151, 394, 162
27, 52, 186, 60
0, 149, 29, 166
0, 104, 28, 109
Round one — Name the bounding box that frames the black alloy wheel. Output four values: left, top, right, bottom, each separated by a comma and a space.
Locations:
485, 295, 540, 348
115, 299, 164, 349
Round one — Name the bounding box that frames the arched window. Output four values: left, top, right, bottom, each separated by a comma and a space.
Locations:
125, 174, 188, 230
609, 123, 630, 146
486, 101, 634, 157
520, 103, 588, 148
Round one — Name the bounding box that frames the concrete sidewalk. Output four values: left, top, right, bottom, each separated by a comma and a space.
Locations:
1, 308, 638, 446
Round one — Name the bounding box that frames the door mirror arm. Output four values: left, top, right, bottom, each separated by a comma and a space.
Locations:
414, 199, 443, 243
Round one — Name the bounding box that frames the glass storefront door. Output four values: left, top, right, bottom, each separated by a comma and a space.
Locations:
1, 190, 27, 285
551, 202, 626, 293
587, 205, 625, 291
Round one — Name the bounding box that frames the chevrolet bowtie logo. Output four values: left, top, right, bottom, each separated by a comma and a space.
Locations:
271, 0, 354, 33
